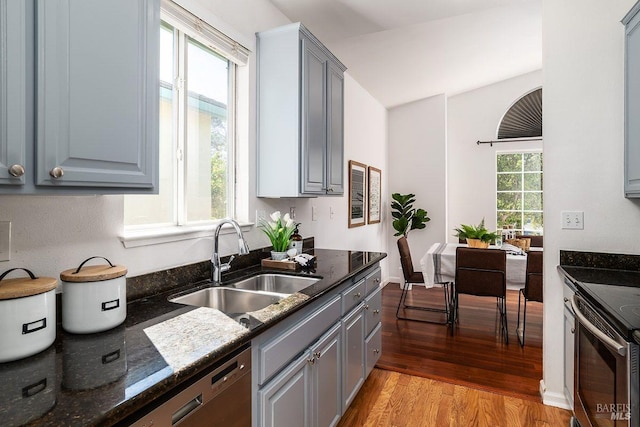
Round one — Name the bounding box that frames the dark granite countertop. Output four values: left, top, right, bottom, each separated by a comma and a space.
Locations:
0, 248, 386, 427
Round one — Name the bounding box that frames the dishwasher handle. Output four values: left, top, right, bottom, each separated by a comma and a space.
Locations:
171, 394, 203, 425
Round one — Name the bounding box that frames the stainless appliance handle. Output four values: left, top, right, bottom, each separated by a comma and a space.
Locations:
571, 295, 626, 357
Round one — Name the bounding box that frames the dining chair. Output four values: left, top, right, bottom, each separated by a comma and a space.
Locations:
516, 250, 543, 346
452, 247, 508, 344
396, 237, 452, 324
516, 234, 543, 248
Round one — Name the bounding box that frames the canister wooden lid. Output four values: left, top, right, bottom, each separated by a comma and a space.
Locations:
0, 268, 57, 300
60, 257, 127, 283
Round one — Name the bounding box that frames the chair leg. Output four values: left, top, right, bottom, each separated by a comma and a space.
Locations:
517, 289, 526, 347
395, 280, 409, 319
501, 296, 509, 345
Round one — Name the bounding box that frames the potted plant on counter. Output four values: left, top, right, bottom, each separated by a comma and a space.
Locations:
259, 211, 296, 260
454, 219, 498, 248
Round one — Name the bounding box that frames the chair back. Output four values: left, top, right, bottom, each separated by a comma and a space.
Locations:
525, 251, 543, 302
455, 247, 506, 298
397, 237, 421, 283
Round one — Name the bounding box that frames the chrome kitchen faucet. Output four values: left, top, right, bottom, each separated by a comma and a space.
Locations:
211, 219, 250, 285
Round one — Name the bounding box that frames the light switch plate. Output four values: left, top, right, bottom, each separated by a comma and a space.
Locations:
561, 211, 584, 230
0, 221, 11, 261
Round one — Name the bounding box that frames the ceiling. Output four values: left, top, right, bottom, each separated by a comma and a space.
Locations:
266, 0, 542, 108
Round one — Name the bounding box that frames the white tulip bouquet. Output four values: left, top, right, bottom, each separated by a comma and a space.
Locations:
259, 211, 296, 252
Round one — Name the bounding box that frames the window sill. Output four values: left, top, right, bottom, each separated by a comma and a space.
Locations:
120, 221, 254, 248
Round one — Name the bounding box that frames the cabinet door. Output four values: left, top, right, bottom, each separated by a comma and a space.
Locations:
0, 0, 31, 186
300, 36, 327, 195
365, 323, 382, 378
342, 304, 365, 412
326, 63, 344, 195
625, 6, 640, 196
259, 351, 311, 427
311, 323, 342, 427
36, 0, 159, 190
364, 286, 382, 337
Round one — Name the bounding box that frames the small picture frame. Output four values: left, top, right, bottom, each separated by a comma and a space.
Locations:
367, 166, 381, 224
348, 160, 367, 228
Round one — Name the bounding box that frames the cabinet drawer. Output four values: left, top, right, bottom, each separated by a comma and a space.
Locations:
258, 295, 341, 385
342, 279, 366, 315
365, 323, 382, 378
364, 286, 382, 337
364, 267, 381, 295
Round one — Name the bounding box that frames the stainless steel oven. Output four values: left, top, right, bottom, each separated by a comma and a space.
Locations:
571, 294, 639, 427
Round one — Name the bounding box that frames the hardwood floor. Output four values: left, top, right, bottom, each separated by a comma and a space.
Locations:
338, 369, 572, 427
337, 284, 573, 425
376, 283, 544, 401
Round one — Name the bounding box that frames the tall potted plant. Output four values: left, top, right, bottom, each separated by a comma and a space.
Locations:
391, 193, 430, 237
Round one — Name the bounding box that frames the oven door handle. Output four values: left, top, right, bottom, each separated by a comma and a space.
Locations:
571, 295, 626, 357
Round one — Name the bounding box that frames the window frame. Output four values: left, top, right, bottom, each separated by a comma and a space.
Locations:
121, 2, 250, 247
495, 150, 543, 235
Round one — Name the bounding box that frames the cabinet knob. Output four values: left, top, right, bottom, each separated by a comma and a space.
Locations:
373, 349, 380, 354
571, 327, 575, 334
314, 351, 321, 359
354, 292, 361, 299
49, 167, 64, 179
364, 304, 370, 310
308, 357, 315, 365
374, 278, 380, 283
564, 297, 569, 302
327, 187, 334, 193
373, 309, 380, 315
8, 164, 25, 177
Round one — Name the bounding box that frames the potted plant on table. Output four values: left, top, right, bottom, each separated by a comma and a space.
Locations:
259, 211, 296, 260
454, 219, 498, 248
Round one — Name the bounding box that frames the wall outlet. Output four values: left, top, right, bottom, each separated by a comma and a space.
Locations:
329, 206, 335, 219
289, 207, 296, 219
561, 211, 584, 230
312, 206, 317, 221
0, 221, 11, 261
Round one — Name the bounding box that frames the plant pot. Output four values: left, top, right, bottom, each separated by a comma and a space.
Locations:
466, 239, 489, 249
270, 251, 288, 261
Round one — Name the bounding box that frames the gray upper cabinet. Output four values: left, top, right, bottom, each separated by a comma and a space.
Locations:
0, 0, 159, 194
624, 1, 640, 197
0, 0, 32, 188
257, 23, 345, 198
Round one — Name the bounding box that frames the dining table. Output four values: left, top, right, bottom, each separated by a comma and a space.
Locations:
419, 242, 543, 290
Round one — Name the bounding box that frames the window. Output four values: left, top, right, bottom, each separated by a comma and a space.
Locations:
496, 152, 543, 235
124, 2, 248, 230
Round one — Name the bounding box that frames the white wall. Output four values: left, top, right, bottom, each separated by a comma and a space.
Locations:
387, 95, 447, 281
542, 0, 639, 407
447, 70, 542, 238
0, 0, 389, 283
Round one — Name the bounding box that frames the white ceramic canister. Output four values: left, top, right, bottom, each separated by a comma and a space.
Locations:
0, 268, 57, 363
61, 256, 127, 334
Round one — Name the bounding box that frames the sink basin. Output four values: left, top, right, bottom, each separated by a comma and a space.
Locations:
230, 273, 319, 295
169, 287, 284, 314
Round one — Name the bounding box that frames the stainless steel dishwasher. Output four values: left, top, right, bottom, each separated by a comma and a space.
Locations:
131, 345, 251, 427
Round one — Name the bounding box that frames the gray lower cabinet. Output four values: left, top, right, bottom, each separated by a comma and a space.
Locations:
256, 23, 345, 197
253, 263, 382, 427
624, 1, 640, 197
0, 0, 159, 194
259, 323, 341, 427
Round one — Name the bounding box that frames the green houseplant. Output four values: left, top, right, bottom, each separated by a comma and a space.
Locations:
259, 211, 296, 259
391, 193, 430, 237
454, 219, 498, 248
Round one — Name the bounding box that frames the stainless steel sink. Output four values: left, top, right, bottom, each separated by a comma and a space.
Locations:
229, 273, 319, 294
169, 287, 285, 314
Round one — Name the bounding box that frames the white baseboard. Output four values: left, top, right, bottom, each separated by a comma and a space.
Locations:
540, 380, 572, 409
